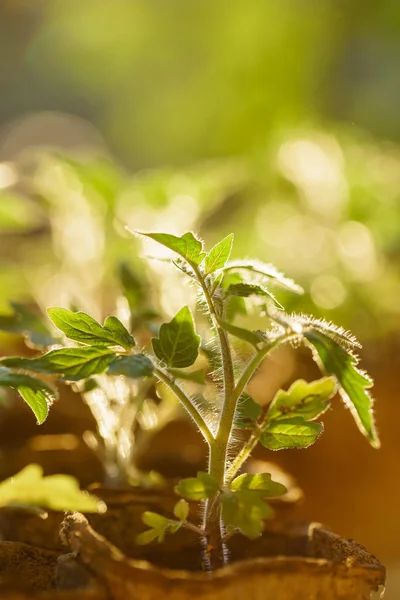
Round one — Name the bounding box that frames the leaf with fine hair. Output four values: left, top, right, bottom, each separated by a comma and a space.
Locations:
0, 366, 56, 424
175, 472, 219, 501
267, 377, 336, 422
235, 393, 262, 429
304, 329, 379, 448
220, 260, 304, 294
1, 347, 116, 381
47, 308, 135, 350
203, 233, 234, 274
219, 320, 264, 348
226, 283, 284, 310
135, 231, 205, 265
260, 417, 323, 450
152, 306, 200, 368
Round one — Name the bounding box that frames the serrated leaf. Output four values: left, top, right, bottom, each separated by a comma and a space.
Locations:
137, 231, 205, 265
0, 303, 56, 348
142, 511, 170, 529
2, 347, 116, 381
173, 499, 189, 521
304, 330, 379, 448
175, 472, 219, 501
204, 234, 234, 274
219, 320, 263, 348
235, 393, 262, 429
108, 354, 153, 379
0, 366, 56, 424
226, 283, 284, 310
260, 417, 323, 450
151, 306, 200, 368
221, 490, 273, 538
230, 473, 287, 497
267, 377, 335, 422
47, 308, 135, 350
220, 260, 304, 294
0, 464, 103, 512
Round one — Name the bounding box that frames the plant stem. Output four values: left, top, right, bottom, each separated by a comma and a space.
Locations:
192, 265, 236, 569
153, 366, 214, 447
226, 331, 301, 481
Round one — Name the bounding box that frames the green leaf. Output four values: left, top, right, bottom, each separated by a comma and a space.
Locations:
2, 347, 116, 381
221, 260, 304, 294
221, 490, 273, 538
142, 511, 170, 529
235, 393, 262, 429
0, 366, 56, 424
151, 306, 200, 368
108, 354, 153, 378
230, 473, 287, 497
222, 272, 247, 321
173, 499, 189, 521
47, 308, 135, 350
204, 234, 234, 274
260, 417, 323, 450
0, 303, 56, 348
0, 464, 103, 512
138, 232, 205, 265
168, 368, 206, 384
304, 330, 379, 448
267, 377, 336, 422
219, 320, 263, 348
135, 529, 160, 545
175, 472, 219, 501
226, 283, 284, 310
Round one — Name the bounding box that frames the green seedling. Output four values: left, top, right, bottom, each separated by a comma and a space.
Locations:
0, 232, 379, 569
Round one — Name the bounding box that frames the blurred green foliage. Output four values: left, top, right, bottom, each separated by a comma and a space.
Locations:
0, 1, 399, 341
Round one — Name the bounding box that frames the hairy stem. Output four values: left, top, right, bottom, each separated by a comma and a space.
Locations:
192, 266, 236, 569
153, 366, 214, 447
226, 331, 301, 481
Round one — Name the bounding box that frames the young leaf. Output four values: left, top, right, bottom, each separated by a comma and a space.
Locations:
0, 366, 56, 424
221, 490, 274, 538
220, 260, 304, 294
47, 308, 135, 350
175, 472, 219, 501
203, 234, 234, 274
235, 393, 262, 429
142, 511, 170, 529
0, 303, 56, 348
108, 354, 153, 379
267, 377, 336, 422
226, 283, 284, 310
230, 473, 287, 497
137, 232, 205, 265
0, 464, 103, 512
173, 499, 189, 521
151, 306, 200, 368
2, 347, 116, 381
219, 320, 263, 348
260, 417, 323, 450
135, 528, 161, 545
304, 330, 379, 448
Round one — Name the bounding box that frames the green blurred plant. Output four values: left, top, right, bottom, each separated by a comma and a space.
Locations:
0, 231, 379, 569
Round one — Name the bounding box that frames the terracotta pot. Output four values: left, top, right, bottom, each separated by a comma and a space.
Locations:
59, 512, 385, 600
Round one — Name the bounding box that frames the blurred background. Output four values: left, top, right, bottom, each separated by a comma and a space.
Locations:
0, 1, 399, 596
